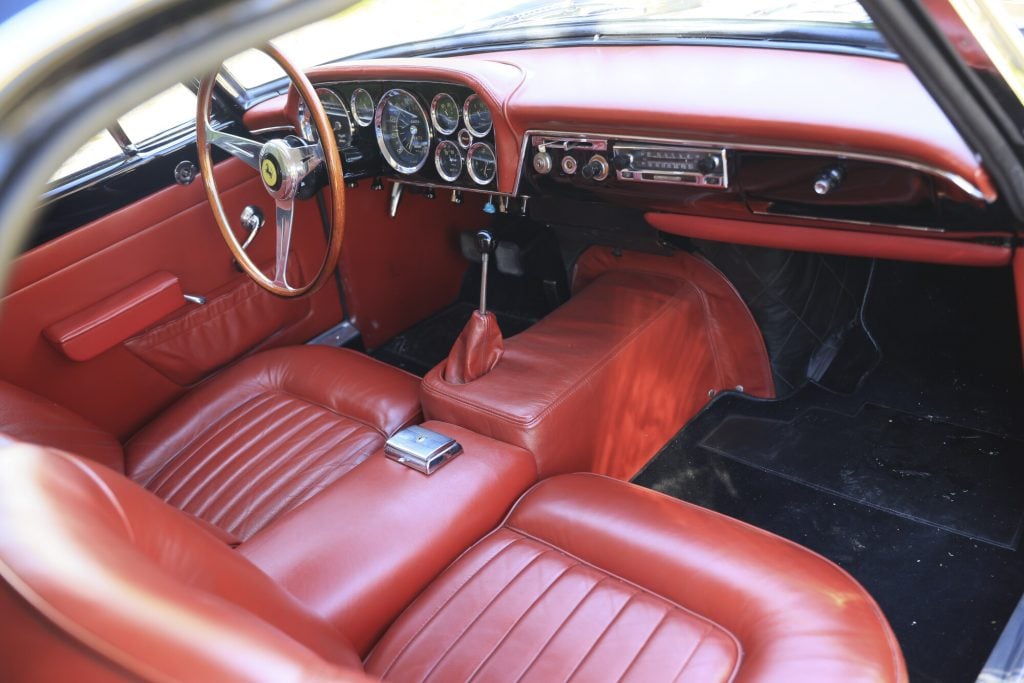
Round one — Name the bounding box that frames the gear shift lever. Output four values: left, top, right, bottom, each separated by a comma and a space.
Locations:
441, 229, 504, 384
476, 230, 495, 315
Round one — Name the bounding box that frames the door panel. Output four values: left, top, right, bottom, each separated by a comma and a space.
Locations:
1, 157, 342, 439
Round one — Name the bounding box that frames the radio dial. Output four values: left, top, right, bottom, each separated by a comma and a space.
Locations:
612, 153, 633, 171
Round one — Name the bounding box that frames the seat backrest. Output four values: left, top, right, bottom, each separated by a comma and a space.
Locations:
0, 439, 366, 682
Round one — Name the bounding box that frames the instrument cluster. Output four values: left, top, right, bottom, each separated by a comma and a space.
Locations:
298, 80, 497, 190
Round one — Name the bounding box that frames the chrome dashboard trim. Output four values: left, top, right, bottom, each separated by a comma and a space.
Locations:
250, 125, 295, 136
374, 88, 432, 175
350, 88, 374, 127
430, 92, 459, 136
463, 93, 493, 137
512, 129, 994, 203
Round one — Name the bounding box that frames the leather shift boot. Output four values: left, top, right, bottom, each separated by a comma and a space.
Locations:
443, 311, 503, 384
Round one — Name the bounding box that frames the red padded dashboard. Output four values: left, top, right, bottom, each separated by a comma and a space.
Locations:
250, 44, 994, 200
245, 43, 1012, 264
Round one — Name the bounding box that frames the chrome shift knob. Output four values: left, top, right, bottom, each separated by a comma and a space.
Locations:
476, 230, 494, 315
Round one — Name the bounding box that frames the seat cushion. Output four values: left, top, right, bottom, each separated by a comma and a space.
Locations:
126, 346, 421, 540
366, 474, 907, 683
0, 379, 123, 471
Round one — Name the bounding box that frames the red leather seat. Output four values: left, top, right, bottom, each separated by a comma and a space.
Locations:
0, 345, 421, 541
0, 441, 907, 682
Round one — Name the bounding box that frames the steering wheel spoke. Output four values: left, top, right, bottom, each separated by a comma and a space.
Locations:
206, 125, 262, 170
272, 200, 294, 288
294, 143, 325, 182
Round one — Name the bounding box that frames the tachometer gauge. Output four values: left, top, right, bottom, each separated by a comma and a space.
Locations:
431, 93, 460, 135
463, 94, 492, 137
435, 140, 463, 182
316, 88, 353, 148
375, 89, 431, 174
350, 88, 374, 127
466, 142, 496, 185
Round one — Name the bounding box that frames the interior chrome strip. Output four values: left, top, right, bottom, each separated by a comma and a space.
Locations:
512, 129, 994, 203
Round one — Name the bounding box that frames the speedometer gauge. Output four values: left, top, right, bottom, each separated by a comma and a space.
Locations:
435, 140, 463, 181
463, 94, 492, 137
466, 142, 496, 185
351, 88, 374, 127
431, 93, 460, 135
375, 89, 431, 174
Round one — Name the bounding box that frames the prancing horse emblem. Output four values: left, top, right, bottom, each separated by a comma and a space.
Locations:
261, 158, 278, 187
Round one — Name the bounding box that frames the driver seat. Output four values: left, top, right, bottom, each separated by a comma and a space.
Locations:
0, 345, 421, 542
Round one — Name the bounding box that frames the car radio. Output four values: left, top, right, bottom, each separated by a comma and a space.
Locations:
611, 143, 728, 188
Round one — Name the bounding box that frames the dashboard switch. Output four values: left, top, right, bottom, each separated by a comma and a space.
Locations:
533, 151, 553, 174
581, 155, 610, 181
814, 166, 846, 195
561, 156, 578, 175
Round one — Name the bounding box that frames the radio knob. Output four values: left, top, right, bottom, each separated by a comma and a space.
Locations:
532, 151, 553, 175
612, 153, 633, 171
697, 155, 721, 174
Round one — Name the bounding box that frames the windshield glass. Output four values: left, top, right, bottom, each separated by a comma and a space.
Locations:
224, 0, 875, 89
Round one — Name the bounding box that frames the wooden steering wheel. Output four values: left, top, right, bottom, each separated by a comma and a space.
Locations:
196, 45, 345, 298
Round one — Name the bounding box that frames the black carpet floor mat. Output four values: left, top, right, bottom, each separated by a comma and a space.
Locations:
369, 302, 536, 376
634, 261, 1024, 683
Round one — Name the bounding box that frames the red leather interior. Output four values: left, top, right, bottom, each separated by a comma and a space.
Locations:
422, 247, 773, 479
123, 268, 310, 385
338, 185, 486, 349
241, 421, 538, 655
442, 310, 504, 384
0, 440, 905, 681
366, 473, 907, 682
647, 212, 1013, 267
125, 346, 422, 541
2, 158, 342, 439
0, 441, 367, 683
42, 271, 184, 362
0, 380, 123, 471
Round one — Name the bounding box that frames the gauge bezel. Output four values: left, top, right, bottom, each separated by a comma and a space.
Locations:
457, 128, 473, 149
463, 94, 493, 137
375, 88, 432, 175
351, 88, 375, 127
316, 87, 353, 147
430, 93, 460, 136
466, 142, 496, 185
434, 140, 464, 182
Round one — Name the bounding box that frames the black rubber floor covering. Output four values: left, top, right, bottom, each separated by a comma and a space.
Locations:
633, 261, 1024, 683
370, 302, 535, 376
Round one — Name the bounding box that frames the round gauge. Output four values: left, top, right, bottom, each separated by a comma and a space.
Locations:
296, 99, 315, 141
466, 142, 496, 185
316, 88, 353, 148
431, 93, 460, 135
457, 128, 473, 149
435, 140, 463, 182
375, 89, 431, 174
463, 94, 492, 137
351, 88, 375, 127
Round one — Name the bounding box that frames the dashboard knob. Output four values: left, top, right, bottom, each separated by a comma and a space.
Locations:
581, 155, 610, 181
814, 166, 846, 195
533, 151, 553, 175
697, 155, 721, 174
612, 154, 633, 171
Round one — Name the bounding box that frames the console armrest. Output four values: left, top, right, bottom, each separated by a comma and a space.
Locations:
238, 421, 537, 656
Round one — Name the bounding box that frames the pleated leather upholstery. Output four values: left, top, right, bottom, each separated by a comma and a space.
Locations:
367, 473, 907, 683
127, 346, 421, 540
366, 529, 739, 682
